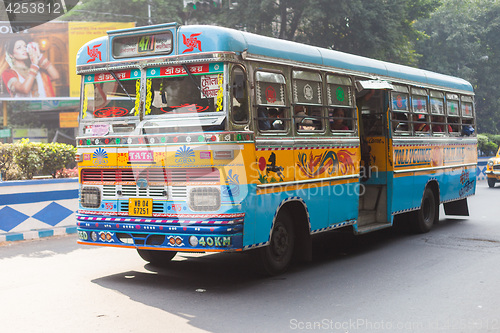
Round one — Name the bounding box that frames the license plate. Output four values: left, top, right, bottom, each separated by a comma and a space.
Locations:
128, 198, 153, 217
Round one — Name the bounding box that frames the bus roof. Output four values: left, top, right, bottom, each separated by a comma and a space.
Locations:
77, 23, 473, 94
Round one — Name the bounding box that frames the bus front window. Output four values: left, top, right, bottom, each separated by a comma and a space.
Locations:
148, 76, 219, 114
80, 71, 139, 136
142, 63, 225, 133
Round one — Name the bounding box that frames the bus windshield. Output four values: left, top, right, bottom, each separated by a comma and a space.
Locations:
79, 63, 226, 136
142, 63, 225, 133
80, 70, 140, 136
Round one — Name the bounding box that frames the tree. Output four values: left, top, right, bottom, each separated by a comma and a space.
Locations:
297, 0, 440, 65
65, 1, 438, 67
415, 0, 483, 80
63, 0, 187, 25
216, 0, 310, 38
220, 0, 440, 66
415, 0, 500, 133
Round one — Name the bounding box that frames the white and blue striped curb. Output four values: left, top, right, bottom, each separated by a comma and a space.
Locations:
0, 178, 78, 243
0, 226, 77, 242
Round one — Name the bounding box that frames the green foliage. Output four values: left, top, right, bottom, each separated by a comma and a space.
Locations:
13, 139, 43, 179
415, 0, 500, 133
62, 0, 186, 25
298, 0, 440, 65
0, 143, 13, 173
40, 143, 77, 178
0, 140, 76, 180
64, 0, 439, 66
0, 143, 14, 180
478, 134, 499, 156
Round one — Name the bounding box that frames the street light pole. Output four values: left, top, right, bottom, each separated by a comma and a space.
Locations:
148, 0, 153, 25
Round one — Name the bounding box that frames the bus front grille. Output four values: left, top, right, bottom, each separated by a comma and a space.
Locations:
82, 167, 220, 184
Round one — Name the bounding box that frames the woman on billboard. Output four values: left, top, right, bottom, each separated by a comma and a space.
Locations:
1, 38, 60, 98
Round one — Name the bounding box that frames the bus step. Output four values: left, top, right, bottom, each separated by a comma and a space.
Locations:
356, 222, 392, 234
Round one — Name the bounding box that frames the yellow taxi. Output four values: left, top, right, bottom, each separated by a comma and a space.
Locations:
486, 147, 500, 187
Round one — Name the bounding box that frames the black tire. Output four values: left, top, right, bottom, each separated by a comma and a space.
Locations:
137, 249, 177, 266
412, 187, 439, 233
260, 211, 295, 275
488, 177, 496, 188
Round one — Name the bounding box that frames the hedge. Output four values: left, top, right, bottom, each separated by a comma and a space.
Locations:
0, 139, 76, 180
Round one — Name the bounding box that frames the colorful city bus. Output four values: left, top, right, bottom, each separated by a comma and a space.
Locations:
75, 23, 477, 274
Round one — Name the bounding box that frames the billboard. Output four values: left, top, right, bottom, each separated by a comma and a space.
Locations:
0, 21, 135, 103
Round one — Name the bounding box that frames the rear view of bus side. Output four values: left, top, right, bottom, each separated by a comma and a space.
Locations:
76, 23, 476, 275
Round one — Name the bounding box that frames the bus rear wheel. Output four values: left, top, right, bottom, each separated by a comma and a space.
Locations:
412, 187, 439, 233
487, 178, 496, 188
137, 249, 177, 266
260, 211, 295, 275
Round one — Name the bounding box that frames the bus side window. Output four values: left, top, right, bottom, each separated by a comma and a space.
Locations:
431, 115, 448, 134
294, 105, 323, 132
329, 107, 354, 131
292, 71, 323, 133
254, 70, 288, 134
231, 67, 248, 123
390, 88, 410, 136
448, 116, 460, 134
392, 111, 410, 134
461, 97, 475, 136
412, 112, 430, 134
429, 92, 446, 135
358, 89, 384, 136
462, 118, 475, 136
258, 106, 286, 131
446, 94, 460, 135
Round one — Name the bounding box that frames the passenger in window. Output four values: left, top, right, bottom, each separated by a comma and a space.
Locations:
448, 117, 460, 133
295, 105, 307, 114
296, 111, 316, 130
462, 125, 474, 136
330, 108, 349, 131
413, 113, 429, 132
269, 108, 284, 130
258, 107, 271, 131
431, 116, 451, 133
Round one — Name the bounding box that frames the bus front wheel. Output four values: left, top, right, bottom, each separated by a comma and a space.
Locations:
260, 211, 295, 275
412, 187, 439, 233
137, 249, 177, 266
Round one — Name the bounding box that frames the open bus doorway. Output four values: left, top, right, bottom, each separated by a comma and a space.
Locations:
355, 82, 393, 232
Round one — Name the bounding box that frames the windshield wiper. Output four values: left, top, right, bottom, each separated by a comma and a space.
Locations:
109, 70, 133, 101
182, 64, 208, 99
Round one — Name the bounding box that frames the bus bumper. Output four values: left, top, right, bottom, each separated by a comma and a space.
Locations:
76, 214, 244, 252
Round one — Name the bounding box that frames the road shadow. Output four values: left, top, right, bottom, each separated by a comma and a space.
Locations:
92, 211, 480, 332
91, 214, 474, 333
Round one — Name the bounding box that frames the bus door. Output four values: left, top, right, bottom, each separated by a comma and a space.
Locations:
355, 81, 393, 232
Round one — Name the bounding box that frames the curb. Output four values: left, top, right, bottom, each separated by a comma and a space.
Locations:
0, 226, 77, 243
0, 178, 78, 244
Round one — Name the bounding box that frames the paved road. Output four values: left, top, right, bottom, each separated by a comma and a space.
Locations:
1, 182, 499, 333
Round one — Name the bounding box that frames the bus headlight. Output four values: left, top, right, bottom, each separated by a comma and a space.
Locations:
189, 187, 221, 211
81, 186, 101, 208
